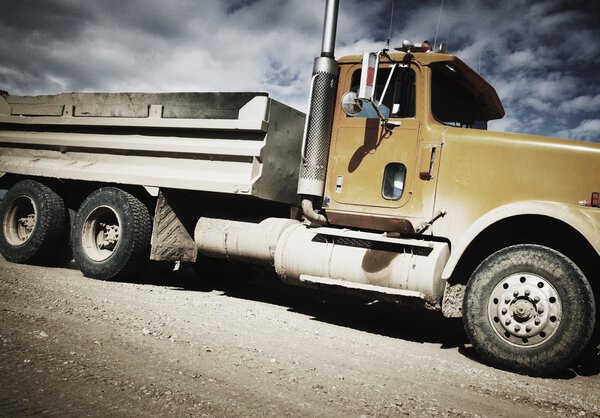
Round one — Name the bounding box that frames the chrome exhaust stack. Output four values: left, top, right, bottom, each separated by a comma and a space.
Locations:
297, 0, 340, 225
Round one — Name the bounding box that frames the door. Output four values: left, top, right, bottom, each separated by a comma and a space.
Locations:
324, 61, 439, 231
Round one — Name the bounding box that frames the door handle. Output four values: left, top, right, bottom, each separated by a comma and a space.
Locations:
419, 145, 437, 180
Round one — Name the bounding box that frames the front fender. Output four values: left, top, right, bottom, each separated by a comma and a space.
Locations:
441, 201, 600, 280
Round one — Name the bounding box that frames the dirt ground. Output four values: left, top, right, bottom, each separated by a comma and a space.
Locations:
0, 256, 599, 417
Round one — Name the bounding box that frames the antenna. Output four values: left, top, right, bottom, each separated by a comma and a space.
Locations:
386, 0, 395, 49
433, 0, 444, 51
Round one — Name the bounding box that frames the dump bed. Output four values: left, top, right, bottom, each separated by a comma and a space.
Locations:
0, 92, 305, 204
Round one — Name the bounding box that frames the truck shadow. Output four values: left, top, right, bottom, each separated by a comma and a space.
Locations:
139, 264, 467, 345
135, 264, 600, 378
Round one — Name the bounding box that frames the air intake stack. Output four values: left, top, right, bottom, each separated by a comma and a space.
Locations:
297, 0, 340, 224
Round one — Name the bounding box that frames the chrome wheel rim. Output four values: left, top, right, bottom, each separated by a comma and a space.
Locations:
488, 273, 562, 347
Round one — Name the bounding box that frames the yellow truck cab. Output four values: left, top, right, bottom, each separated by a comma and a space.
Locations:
325, 50, 504, 232
322, 43, 599, 374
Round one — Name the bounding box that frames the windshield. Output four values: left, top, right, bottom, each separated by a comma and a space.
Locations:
431, 63, 486, 128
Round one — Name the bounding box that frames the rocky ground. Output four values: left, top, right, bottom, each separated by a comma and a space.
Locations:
0, 256, 599, 417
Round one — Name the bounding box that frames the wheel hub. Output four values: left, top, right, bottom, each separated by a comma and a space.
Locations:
81, 206, 121, 262
512, 299, 535, 321
97, 223, 120, 250
489, 273, 561, 347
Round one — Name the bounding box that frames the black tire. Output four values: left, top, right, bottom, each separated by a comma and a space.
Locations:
47, 207, 76, 267
71, 187, 152, 280
463, 244, 596, 376
0, 179, 69, 265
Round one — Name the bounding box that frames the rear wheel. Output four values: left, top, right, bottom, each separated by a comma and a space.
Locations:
71, 187, 152, 280
463, 244, 596, 376
0, 179, 69, 265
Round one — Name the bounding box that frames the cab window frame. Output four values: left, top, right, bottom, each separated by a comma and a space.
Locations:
381, 162, 407, 201
346, 65, 417, 120
430, 62, 489, 128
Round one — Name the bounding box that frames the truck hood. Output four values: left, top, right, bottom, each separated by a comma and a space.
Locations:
437, 127, 600, 211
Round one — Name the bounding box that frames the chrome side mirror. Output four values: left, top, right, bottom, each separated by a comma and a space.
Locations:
340, 91, 363, 116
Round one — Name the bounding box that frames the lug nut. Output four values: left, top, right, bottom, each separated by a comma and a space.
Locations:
526, 326, 531, 332
537, 306, 544, 314
505, 319, 511, 326
524, 290, 530, 296
534, 296, 540, 303
514, 325, 521, 332
501, 308, 507, 315
505, 297, 511, 304
513, 290, 519, 297
534, 318, 541, 325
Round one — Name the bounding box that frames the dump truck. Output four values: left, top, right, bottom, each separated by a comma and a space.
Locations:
0, 0, 598, 376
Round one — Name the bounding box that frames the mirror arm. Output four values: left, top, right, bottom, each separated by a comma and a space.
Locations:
383, 119, 401, 129
377, 63, 397, 108
371, 102, 389, 123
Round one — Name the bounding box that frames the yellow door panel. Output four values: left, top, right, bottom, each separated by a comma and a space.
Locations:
329, 122, 419, 208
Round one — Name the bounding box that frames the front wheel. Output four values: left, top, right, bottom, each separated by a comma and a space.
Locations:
71, 187, 152, 280
463, 244, 596, 376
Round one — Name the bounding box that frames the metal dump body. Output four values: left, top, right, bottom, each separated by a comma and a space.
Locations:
0, 92, 305, 204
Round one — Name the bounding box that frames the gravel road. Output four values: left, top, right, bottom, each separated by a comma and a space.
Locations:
1, 256, 599, 417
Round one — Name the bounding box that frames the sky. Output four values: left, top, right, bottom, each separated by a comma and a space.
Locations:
0, 0, 598, 142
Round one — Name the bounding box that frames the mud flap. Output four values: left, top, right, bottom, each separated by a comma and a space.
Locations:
150, 190, 198, 263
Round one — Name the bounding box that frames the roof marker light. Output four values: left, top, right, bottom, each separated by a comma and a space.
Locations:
396, 40, 438, 53
401, 39, 414, 52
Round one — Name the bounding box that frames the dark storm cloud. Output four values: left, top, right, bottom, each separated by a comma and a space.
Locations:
0, 0, 91, 38
0, 1, 90, 92
0, 0, 186, 93
0, 0, 598, 141
386, 0, 600, 140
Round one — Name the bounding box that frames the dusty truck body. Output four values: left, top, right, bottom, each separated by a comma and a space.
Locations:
0, 0, 599, 376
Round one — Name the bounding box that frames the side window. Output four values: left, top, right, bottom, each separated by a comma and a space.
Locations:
349, 67, 416, 119
382, 163, 407, 200
431, 63, 485, 128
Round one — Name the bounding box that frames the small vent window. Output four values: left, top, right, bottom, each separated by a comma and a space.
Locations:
382, 163, 406, 200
